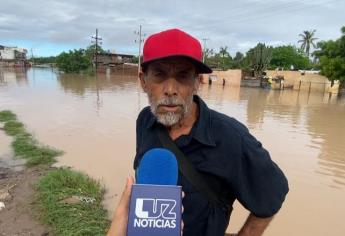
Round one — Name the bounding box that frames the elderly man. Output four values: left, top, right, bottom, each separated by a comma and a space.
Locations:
108, 28, 288, 236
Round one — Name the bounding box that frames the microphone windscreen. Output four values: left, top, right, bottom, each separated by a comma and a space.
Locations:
136, 148, 178, 185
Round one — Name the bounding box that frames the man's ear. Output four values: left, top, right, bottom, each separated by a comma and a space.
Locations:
139, 71, 147, 93
194, 74, 202, 93
197, 74, 203, 84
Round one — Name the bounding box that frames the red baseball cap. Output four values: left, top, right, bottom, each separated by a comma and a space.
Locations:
142, 28, 212, 74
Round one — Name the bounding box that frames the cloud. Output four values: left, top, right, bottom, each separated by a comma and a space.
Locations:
1, 0, 344, 56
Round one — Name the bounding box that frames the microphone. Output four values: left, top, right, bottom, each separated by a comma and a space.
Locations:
136, 148, 178, 185
127, 148, 182, 236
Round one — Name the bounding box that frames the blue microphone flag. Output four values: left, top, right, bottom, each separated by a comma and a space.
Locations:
136, 148, 178, 185
127, 148, 182, 236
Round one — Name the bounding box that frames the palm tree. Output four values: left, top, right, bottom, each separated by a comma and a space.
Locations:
219, 46, 229, 58
219, 46, 230, 70
298, 30, 318, 57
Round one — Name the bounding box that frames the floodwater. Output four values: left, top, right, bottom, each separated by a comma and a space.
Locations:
0, 67, 344, 235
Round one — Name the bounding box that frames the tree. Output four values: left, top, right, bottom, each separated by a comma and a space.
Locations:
232, 51, 245, 69
131, 56, 139, 64
205, 48, 232, 70
298, 30, 318, 57
56, 49, 91, 73
30, 56, 57, 64
248, 43, 272, 79
203, 48, 214, 64
269, 45, 311, 70
319, 56, 345, 86
85, 44, 105, 62
219, 46, 232, 70
314, 26, 345, 87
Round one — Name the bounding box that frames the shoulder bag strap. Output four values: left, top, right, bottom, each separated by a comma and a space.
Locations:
155, 124, 223, 206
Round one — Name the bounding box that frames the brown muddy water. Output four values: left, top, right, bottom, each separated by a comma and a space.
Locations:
0, 67, 344, 235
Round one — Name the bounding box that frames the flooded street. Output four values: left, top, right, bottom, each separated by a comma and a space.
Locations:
1, 67, 345, 235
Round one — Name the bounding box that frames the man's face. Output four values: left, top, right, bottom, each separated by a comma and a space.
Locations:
140, 58, 200, 127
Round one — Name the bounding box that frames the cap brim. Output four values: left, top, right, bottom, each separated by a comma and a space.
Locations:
141, 55, 213, 74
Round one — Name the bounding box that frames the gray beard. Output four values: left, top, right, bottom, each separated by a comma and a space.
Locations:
149, 95, 194, 127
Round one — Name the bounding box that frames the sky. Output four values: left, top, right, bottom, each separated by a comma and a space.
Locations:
1, 0, 344, 57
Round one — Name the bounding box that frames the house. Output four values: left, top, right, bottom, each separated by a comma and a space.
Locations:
0, 45, 28, 67
93, 52, 135, 67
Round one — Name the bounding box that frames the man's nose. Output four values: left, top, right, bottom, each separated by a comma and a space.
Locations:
163, 78, 178, 96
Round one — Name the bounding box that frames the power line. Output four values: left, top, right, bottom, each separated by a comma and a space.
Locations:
201, 0, 341, 27
225, 0, 342, 25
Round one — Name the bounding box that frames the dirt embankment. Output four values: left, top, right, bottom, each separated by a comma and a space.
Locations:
0, 165, 50, 236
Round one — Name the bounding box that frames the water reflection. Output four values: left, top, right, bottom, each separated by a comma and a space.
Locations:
57, 71, 138, 96
0, 68, 28, 86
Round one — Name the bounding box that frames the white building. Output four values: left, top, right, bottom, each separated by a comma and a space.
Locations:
0, 45, 28, 66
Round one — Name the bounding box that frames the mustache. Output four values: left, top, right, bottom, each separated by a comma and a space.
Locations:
156, 97, 184, 106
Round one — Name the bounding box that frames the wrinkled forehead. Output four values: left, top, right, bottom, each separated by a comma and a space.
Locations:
147, 58, 197, 74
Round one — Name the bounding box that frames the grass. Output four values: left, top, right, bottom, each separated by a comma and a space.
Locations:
0, 110, 62, 166
0, 110, 17, 122
36, 169, 110, 236
12, 135, 62, 166
3, 120, 25, 136
1, 110, 111, 235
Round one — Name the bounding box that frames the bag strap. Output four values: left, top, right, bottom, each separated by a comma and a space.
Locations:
155, 124, 225, 206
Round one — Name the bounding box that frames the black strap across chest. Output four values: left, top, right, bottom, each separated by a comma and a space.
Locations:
155, 124, 230, 208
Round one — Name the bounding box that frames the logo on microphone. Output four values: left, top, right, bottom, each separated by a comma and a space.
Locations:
134, 198, 177, 228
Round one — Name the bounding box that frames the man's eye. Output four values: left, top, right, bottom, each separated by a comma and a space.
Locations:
177, 73, 194, 82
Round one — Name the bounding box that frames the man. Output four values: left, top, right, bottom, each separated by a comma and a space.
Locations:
109, 28, 288, 236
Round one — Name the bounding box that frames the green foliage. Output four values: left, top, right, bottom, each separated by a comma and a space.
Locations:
36, 169, 110, 236
85, 44, 105, 61
205, 47, 233, 70
219, 46, 232, 70
0, 110, 62, 166
0, 110, 17, 122
298, 30, 318, 57
314, 40, 340, 58
203, 48, 214, 64
269, 45, 311, 70
232, 52, 245, 69
132, 55, 139, 64
319, 56, 345, 85
30, 56, 57, 64
12, 135, 62, 166
248, 43, 272, 78
314, 26, 345, 86
3, 121, 25, 136
56, 49, 92, 73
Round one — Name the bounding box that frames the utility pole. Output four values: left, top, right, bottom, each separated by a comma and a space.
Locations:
134, 25, 145, 74
91, 28, 102, 70
30, 48, 34, 65
202, 38, 209, 63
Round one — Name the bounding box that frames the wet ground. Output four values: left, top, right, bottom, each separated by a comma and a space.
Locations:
0, 67, 344, 235
0, 164, 49, 236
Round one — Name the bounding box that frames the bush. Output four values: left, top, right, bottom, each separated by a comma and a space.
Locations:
56, 49, 92, 73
